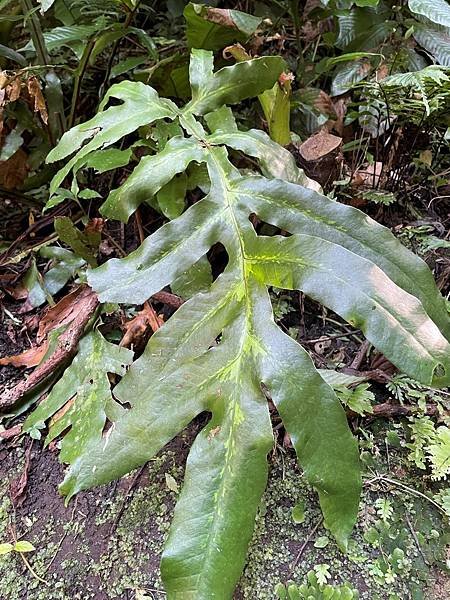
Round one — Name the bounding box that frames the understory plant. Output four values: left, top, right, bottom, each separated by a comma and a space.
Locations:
25, 49, 450, 599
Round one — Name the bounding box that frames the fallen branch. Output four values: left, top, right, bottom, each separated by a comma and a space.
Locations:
0, 424, 22, 440
0, 286, 98, 410
371, 402, 442, 418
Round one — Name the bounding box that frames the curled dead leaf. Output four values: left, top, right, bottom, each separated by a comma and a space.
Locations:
27, 76, 48, 124
120, 301, 164, 349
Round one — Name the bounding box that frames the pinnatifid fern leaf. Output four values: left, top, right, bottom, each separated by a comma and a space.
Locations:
39, 49, 450, 599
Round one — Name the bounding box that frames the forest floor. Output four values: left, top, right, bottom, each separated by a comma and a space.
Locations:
0, 400, 449, 599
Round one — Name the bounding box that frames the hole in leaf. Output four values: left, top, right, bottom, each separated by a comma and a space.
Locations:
208, 242, 228, 280
433, 363, 446, 379
249, 213, 291, 237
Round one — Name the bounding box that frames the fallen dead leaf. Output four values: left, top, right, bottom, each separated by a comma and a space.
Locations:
0, 341, 49, 368
120, 301, 164, 348
27, 76, 48, 124
9, 440, 32, 507
352, 161, 383, 188
206, 8, 237, 29
0, 286, 99, 409
0, 148, 29, 190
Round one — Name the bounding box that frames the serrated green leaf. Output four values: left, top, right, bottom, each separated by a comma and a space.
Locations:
336, 383, 374, 416
409, 0, 450, 28
275, 582, 287, 599
185, 2, 262, 50
24, 330, 133, 466
428, 426, 450, 479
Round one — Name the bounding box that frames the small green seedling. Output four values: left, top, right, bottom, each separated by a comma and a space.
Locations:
0, 540, 36, 555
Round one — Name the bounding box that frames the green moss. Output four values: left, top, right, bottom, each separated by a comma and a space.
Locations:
0, 434, 448, 600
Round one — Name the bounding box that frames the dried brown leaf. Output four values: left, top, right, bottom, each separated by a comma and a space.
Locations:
27, 76, 48, 124
0, 148, 28, 190
0, 341, 49, 368
206, 8, 238, 29
121, 301, 164, 348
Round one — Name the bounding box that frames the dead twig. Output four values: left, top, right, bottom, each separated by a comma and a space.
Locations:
350, 340, 371, 370
152, 291, 184, 309
0, 424, 22, 440
288, 517, 323, 577
404, 512, 430, 566
109, 464, 147, 535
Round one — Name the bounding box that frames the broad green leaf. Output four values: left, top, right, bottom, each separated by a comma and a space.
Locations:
184, 48, 285, 115
83, 147, 133, 174
40, 246, 86, 295
157, 173, 188, 220
21, 260, 47, 308
409, 0, 450, 28
0, 44, 27, 66
171, 255, 212, 299
207, 128, 321, 190
24, 330, 133, 465
331, 60, 372, 96
335, 6, 390, 50
54, 217, 98, 267
13, 540, 35, 553
292, 501, 306, 524
43, 48, 450, 600
0, 543, 13, 555
38, 0, 56, 12
413, 23, 450, 66
100, 136, 205, 222
46, 82, 178, 198
21, 25, 99, 57
185, 2, 262, 50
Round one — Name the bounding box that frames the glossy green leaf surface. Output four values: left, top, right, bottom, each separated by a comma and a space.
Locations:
46, 81, 178, 197
43, 49, 450, 600
409, 0, 450, 28
184, 49, 285, 115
